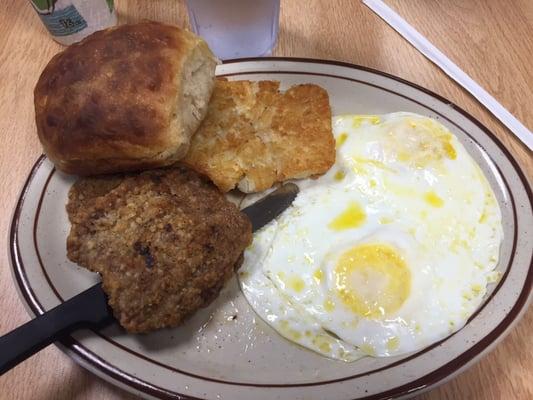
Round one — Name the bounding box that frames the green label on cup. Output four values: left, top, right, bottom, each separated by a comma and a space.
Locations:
31, 0, 57, 13
106, 0, 114, 13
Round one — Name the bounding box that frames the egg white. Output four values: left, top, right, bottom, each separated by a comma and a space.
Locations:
239, 112, 503, 359
240, 221, 364, 361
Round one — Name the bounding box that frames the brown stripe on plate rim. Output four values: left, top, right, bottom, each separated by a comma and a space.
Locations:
9, 58, 533, 400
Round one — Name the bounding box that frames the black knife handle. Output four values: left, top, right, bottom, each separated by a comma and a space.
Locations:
0, 283, 113, 375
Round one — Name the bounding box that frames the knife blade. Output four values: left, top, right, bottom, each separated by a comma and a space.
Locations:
241, 183, 299, 232
0, 183, 299, 375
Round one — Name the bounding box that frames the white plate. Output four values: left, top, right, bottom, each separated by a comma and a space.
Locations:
9, 58, 533, 400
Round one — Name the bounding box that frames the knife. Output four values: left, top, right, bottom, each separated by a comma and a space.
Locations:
0, 183, 299, 375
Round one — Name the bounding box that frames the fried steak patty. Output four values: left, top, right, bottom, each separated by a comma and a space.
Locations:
66, 167, 252, 333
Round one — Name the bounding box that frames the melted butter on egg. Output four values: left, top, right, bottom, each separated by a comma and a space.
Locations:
471, 284, 483, 296
443, 140, 457, 160
336, 132, 348, 147
487, 271, 501, 283
418, 119, 457, 159
334, 170, 346, 181
276, 271, 286, 287
379, 216, 393, 224
328, 202, 366, 231
279, 320, 302, 340
392, 118, 458, 167
351, 164, 367, 176
334, 244, 411, 319
324, 298, 336, 312
288, 275, 305, 293
382, 177, 413, 197
303, 253, 314, 265
359, 343, 376, 356
386, 336, 400, 352
353, 115, 381, 128
352, 157, 394, 172
424, 191, 444, 207
312, 335, 333, 354
313, 268, 324, 284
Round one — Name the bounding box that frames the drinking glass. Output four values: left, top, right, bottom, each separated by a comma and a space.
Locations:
186, 0, 280, 60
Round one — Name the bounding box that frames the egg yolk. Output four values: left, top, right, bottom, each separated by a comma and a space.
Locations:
328, 202, 366, 231
334, 244, 411, 319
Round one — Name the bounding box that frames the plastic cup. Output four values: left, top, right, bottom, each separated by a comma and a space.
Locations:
186, 0, 280, 60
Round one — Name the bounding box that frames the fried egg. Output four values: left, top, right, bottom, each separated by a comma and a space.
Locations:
239, 112, 503, 360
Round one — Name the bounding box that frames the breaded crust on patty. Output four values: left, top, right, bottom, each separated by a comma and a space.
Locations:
181, 79, 335, 193
66, 167, 252, 333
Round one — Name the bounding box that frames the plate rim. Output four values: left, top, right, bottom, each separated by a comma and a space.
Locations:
9, 57, 533, 400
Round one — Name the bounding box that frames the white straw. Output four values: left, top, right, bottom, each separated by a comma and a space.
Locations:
363, 0, 533, 151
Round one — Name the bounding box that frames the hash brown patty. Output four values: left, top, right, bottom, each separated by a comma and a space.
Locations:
182, 79, 335, 193
66, 167, 252, 333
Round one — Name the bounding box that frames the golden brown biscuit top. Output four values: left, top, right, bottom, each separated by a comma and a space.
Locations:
34, 21, 200, 163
